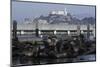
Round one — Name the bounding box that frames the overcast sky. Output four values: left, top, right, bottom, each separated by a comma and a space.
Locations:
12, 1, 96, 23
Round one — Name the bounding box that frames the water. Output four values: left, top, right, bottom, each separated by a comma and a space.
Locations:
17, 34, 42, 41
12, 54, 96, 66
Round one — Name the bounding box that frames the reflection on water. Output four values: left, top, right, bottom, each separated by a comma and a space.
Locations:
12, 54, 96, 66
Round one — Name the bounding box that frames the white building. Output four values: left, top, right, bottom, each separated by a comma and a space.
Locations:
50, 8, 68, 16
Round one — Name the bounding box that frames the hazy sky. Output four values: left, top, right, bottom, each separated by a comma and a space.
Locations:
12, 1, 96, 23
